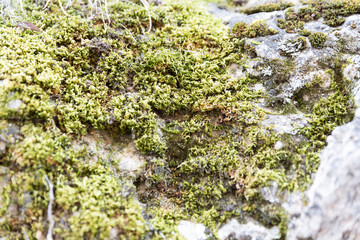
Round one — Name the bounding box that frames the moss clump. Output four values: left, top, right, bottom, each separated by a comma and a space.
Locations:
276, 7, 313, 33
299, 29, 312, 36
241, 2, 294, 14
0, 124, 149, 239
232, 21, 278, 38
56, 173, 148, 239
308, 31, 328, 48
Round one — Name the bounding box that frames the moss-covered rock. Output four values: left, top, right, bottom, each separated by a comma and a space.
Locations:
241, 2, 294, 15
0, 0, 358, 239
232, 21, 278, 38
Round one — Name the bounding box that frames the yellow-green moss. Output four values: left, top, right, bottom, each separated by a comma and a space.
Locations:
0, 0, 357, 238
308, 31, 328, 48
232, 21, 278, 38
241, 2, 294, 15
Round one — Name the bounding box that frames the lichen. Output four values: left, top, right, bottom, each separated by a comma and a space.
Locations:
280, 36, 307, 57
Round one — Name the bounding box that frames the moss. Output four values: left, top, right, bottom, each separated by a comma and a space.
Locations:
300, 61, 354, 149
299, 29, 312, 36
276, 8, 307, 33
241, 2, 294, 14
55, 174, 148, 239
277, 0, 360, 32
308, 31, 328, 48
0, 0, 357, 238
350, 21, 357, 29
232, 21, 278, 38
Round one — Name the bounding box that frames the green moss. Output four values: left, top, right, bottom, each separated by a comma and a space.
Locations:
0, 0, 357, 238
241, 2, 294, 14
350, 21, 357, 29
308, 31, 328, 48
56, 174, 148, 239
299, 29, 312, 36
232, 21, 278, 38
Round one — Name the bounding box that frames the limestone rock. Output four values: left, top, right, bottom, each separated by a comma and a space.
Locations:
177, 220, 208, 240
218, 219, 280, 240
7, 99, 22, 110
286, 109, 360, 240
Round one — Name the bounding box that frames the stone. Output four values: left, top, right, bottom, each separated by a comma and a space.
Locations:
218, 219, 280, 240
286, 110, 360, 240
7, 99, 23, 110
72, 130, 146, 178
261, 114, 309, 135
177, 220, 207, 240
0, 140, 6, 155
261, 181, 280, 203
117, 142, 145, 175
274, 140, 284, 150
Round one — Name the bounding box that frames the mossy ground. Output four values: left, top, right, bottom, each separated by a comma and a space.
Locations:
0, 0, 356, 239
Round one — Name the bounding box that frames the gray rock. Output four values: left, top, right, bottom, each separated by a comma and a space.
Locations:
262, 114, 309, 134
261, 181, 280, 203
218, 219, 280, 240
117, 142, 145, 176
208, 3, 244, 26
208, 3, 285, 28
72, 130, 147, 179
286, 109, 360, 240
0, 140, 6, 155
177, 220, 207, 240
243, 0, 300, 9
7, 99, 23, 110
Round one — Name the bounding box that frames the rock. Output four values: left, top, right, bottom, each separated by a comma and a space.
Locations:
208, 5, 360, 238
0, 140, 6, 155
117, 142, 146, 176
7, 99, 23, 110
72, 130, 146, 178
274, 141, 284, 150
343, 55, 360, 93
208, 3, 244, 25
243, 0, 300, 9
177, 220, 207, 240
253, 35, 284, 60
218, 219, 280, 240
8, 204, 19, 217
261, 114, 309, 134
286, 109, 360, 240
261, 181, 280, 203
109, 227, 119, 240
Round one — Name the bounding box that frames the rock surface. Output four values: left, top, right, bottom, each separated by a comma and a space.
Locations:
218, 219, 280, 240
209, 1, 360, 240
177, 220, 208, 240
286, 108, 360, 240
